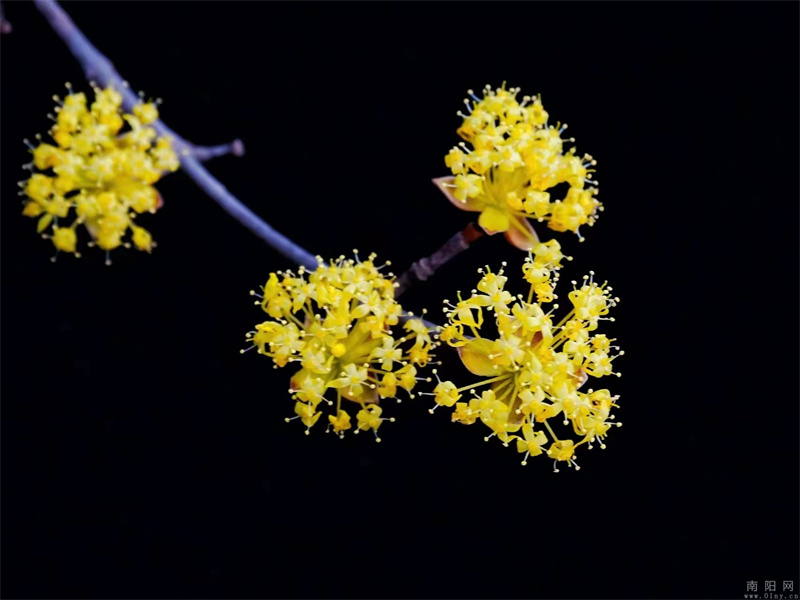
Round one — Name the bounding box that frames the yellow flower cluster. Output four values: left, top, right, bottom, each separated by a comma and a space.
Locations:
433, 240, 623, 471
436, 84, 602, 249
243, 252, 436, 441
20, 84, 179, 263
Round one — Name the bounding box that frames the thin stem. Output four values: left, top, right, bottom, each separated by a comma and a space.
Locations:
0, 1, 11, 33
191, 139, 246, 162
33, 0, 319, 269
394, 222, 484, 298
177, 156, 318, 268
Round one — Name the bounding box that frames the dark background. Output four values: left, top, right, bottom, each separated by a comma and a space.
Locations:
2, 2, 798, 599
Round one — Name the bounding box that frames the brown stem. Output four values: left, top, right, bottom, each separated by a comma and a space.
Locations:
394, 222, 484, 298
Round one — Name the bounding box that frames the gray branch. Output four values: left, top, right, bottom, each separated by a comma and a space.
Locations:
34, 0, 445, 332
33, 0, 318, 269
0, 1, 12, 33
192, 139, 245, 162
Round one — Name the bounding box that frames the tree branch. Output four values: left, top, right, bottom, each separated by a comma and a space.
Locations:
0, 1, 12, 34
33, 0, 318, 269
34, 0, 447, 331
191, 139, 245, 162
394, 222, 484, 297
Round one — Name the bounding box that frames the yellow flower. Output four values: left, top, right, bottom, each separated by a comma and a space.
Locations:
131, 225, 154, 252
51, 226, 79, 257
355, 404, 395, 442
451, 402, 479, 425
244, 252, 436, 440
20, 84, 178, 263
435, 84, 602, 249
330, 363, 369, 399
547, 440, 577, 472
425, 370, 461, 413
327, 409, 352, 438
515, 424, 548, 465
432, 249, 623, 470
287, 401, 322, 435
132, 102, 159, 125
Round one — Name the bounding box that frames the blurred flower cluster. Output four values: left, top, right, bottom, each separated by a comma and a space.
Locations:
244, 253, 436, 441
21, 84, 179, 262
436, 84, 602, 249
431, 240, 623, 471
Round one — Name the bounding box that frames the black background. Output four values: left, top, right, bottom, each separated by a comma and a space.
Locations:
2, 2, 798, 599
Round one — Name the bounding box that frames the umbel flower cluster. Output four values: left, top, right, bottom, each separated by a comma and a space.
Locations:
20, 70, 623, 470
436, 84, 602, 249
243, 253, 435, 441
431, 239, 623, 471
20, 84, 179, 263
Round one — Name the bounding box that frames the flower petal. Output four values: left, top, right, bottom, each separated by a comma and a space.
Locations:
342, 386, 379, 405
478, 206, 511, 234
457, 338, 499, 377
432, 176, 484, 212
504, 215, 540, 250
36, 213, 54, 233
575, 367, 589, 390
84, 220, 100, 241
289, 368, 311, 390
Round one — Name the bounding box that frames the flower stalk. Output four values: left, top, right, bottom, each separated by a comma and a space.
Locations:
394, 222, 485, 298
